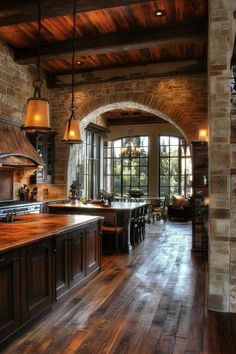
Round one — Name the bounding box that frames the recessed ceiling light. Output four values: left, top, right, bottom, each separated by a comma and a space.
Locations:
77, 61, 81, 65
154, 9, 166, 17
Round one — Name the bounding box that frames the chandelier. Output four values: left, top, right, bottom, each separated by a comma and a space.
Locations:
120, 130, 141, 160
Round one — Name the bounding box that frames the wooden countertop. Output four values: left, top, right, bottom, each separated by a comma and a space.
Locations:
0, 213, 101, 254
47, 201, 148, 211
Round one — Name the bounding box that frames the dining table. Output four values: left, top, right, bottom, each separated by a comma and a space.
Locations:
47, 201, 148, 252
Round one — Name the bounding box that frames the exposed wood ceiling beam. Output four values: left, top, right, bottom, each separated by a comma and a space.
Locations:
47, 60, 207, 88
15, 21, 207, 64
0, 0, 155, 27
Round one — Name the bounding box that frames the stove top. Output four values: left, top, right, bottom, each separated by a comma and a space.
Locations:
0, 200, 42, 217
0, 200, 41, 207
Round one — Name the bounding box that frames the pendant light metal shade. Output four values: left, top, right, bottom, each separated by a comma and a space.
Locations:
24, 97, 50, 131
62, 0, 83, 144
63, 117, 82, 143
23, 0, 51, 132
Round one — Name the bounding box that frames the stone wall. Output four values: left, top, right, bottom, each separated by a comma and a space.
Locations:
50, 74, 208, 194
0, 39, 64, 200
208, 0, 236, 312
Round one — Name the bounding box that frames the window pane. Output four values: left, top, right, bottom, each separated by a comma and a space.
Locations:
170, 158, 179, 175
170, 145, 179, 156
114, 159, 121, 174
140, 136, 148, 146
123, 175, 131, 187
160, 175, 169, 186
170, 137, 179, 145
104, 136, 149, 197
160, 159, 169, 175
140, 157, 148, 166
160, 136, 169, 145
159, 135, 192, 198
170, 175, 179, 187
113, 147, 121, 158
131, 176, 139, 185
114, 139, 122, 148
160, 145, 169, 157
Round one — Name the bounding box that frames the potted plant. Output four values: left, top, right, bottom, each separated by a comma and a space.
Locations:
69, 182, 78, 204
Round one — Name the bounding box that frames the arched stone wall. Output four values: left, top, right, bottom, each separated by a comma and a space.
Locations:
66, 93, 197, 191
77, 92, 199, 142
50, 71, 207, 195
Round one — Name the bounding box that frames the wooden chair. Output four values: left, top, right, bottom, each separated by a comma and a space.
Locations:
101, 212, 124, 254
152, 195, 169, 223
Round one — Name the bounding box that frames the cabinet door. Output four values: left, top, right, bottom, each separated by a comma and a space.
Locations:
69, 229, 86, 289
85, 223, 100, 276
21, 240, 53, 323
0, 252, 20, 343
55, 234, 69, 300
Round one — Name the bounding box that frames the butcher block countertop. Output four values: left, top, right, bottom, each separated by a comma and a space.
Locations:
0, 213, 101, 254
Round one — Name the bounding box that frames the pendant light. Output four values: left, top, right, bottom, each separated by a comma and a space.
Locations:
24, 0, 51, 132
63, 0, 82, 144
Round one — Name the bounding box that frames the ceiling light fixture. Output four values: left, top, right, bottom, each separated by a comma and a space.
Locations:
154, 9, 166, 17
24, 0, 51, 132
63, 0, 82, 144
121, 129, 141, 160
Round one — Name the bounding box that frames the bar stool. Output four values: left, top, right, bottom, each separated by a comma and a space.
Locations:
101, 212, 124, 254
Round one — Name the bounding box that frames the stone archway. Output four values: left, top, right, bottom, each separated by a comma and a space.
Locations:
67, 92, 198, 190
77, 92, 199, 142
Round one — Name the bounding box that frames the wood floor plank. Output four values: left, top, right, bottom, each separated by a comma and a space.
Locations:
2, 221, 236, 354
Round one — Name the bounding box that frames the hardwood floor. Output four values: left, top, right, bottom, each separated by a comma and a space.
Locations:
1, 221, 236, 354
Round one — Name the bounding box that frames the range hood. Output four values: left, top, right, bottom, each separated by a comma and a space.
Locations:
0, 119, 44, 167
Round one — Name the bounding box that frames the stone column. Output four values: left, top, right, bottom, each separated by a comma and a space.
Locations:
208, 0, 236, 312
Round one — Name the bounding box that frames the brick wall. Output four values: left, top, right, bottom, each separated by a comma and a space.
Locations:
50, 74, 208, 193
0, 39, 64, 200
208, 0, 236, 312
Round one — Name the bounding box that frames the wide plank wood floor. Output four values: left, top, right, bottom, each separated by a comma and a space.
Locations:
1, 221, 236, 354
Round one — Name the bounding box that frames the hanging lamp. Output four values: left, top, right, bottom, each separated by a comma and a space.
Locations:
24, 0, 51, 132
63, 0, 82, 144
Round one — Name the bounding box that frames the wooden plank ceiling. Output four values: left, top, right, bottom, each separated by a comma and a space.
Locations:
0, 0, 208, 124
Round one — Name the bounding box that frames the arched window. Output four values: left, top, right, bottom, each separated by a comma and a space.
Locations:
104, 136, 149, 196
159, 136, 192, 197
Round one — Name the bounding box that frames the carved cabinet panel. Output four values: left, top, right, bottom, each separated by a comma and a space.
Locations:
21, 240, 53, 323
0, 252, 20, 343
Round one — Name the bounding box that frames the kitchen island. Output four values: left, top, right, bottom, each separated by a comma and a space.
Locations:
48, 201, 148, 252
0, 213, 102, 345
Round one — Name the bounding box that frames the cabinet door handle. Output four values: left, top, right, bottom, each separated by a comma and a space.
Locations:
0, 257, 6, 264
13, 256, 20, 262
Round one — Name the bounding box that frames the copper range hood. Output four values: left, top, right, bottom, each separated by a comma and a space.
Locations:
0, 118, 44, 167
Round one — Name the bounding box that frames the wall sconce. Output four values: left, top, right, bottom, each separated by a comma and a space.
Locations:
199, 128, 208, 142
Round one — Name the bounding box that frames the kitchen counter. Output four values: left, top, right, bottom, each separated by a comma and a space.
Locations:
0, 213, 101, 253
0, 213, 102, 344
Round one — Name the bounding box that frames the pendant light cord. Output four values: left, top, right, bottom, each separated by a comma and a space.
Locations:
71, 0, 77, 118
33, 0, 42, 97
37, 0, 41, 82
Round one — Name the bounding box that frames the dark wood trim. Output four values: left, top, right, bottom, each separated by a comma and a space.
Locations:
15, 21, 207, 64
0, 0, 154, 27
47, 60, 207, 88
85, 123, 110, 135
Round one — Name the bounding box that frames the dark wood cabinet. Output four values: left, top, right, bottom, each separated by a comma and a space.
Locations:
55, 223, 100, 300
192, 141, 208, 252
0, 219, 101, 344
85, 224, 100, 276
21, 240, 53, 323
70, 229, 86, 289
0, 252, 20, 343
55, 234, 70, 300
28, 132, 55, 184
